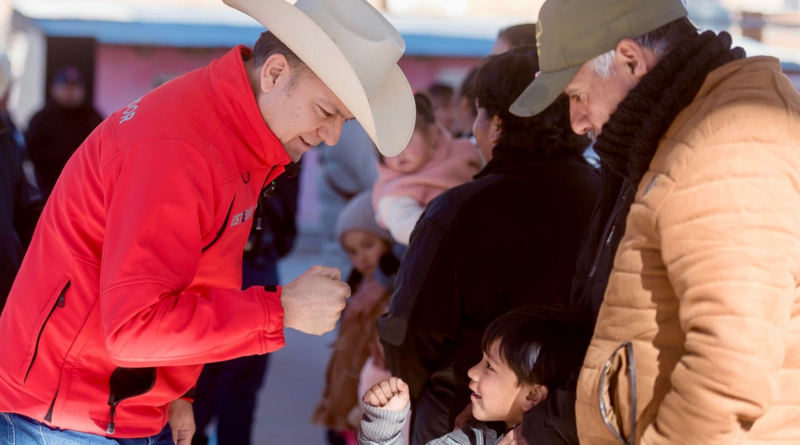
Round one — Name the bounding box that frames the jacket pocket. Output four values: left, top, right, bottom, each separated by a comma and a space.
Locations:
202, 196, 235, 253
18, 278, 71, 383
105, 366, 157, 435
598, 341, 638, 445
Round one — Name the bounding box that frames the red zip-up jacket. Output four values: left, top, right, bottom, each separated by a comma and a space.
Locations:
0, 46, 290, 438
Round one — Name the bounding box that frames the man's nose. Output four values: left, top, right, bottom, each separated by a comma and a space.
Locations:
570, 102, 591, 136
319, 120, 344, 147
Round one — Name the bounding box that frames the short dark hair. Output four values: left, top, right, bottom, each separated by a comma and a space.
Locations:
481, 307, 592, 390
427, 83, 455, 108
473, 47, 588, 154
498, 23, 538, 49
250, 31, 309, 83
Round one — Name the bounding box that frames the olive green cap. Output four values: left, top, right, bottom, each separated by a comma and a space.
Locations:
510, 0, 688, 117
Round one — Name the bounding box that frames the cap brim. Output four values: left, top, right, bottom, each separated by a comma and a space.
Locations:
224, 0, 414, 158
510, 64, 582, 117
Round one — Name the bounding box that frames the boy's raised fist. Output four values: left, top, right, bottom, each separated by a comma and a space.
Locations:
362, 377, 409, 412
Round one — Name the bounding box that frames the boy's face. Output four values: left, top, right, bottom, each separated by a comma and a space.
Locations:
467, 341, 539, 427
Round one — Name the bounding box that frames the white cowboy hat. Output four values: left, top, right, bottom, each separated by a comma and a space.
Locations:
223, 0, 416, 157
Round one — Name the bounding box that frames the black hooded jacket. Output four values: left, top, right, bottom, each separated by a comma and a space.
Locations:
521, 165, 633, 444
379, 146, 600, 441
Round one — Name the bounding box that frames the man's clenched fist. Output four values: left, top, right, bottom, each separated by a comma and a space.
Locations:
280, 266, 350, 336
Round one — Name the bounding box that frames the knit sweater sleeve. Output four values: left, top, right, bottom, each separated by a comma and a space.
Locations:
359, 402, 410, 445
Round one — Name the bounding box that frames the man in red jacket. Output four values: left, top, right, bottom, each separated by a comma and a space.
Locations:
0, 0, 415, 443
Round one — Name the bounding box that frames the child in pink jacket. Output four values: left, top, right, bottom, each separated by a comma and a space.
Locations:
372, 94, 481, 245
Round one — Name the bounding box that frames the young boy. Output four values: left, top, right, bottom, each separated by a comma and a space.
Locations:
359, 308, 590, 445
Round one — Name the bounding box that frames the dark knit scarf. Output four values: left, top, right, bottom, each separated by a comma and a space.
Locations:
593, 31, 746, 184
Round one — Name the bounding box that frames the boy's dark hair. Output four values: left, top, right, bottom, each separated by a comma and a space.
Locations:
473, 47, 588, 155
481, 307, 592, 390
497, 23, 539, 49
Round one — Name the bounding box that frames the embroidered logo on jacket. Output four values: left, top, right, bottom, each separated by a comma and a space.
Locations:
230, 206, 255, 227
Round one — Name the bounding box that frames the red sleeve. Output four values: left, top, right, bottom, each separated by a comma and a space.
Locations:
99, 139, 285, 367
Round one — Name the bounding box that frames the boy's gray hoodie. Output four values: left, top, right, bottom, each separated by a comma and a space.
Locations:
358, 402, 506, 445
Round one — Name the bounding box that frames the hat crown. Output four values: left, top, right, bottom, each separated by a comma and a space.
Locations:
294, 0, 405, 97
537, 0, 688, 72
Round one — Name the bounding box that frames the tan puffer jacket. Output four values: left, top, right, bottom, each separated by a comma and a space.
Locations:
576, 57, 800, 445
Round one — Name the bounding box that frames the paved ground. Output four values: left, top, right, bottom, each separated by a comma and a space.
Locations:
251, 247, 337, 445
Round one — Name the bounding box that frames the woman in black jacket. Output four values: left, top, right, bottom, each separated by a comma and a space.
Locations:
377, 48, 601, 445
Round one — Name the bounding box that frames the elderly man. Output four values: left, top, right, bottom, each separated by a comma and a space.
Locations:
0, 0, 414, 444
512, 0, 800, 444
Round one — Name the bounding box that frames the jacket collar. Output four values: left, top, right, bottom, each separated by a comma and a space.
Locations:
475, 144, 586, 179
208, 46, 292, 171
694, 56, 781, 103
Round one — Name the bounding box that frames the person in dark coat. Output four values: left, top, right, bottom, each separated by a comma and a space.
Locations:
0, 59, 43, 310
25, 65, 103, 196
377, 48, 600, 445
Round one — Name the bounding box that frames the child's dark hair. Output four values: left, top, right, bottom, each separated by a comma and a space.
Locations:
481, 307, 592, 390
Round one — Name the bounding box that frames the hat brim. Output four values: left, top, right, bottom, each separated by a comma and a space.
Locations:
510, 64, 582, 117
224, 0, 415, 157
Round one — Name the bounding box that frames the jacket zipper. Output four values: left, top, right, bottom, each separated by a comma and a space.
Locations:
256, 165, 278, 231
107, 404, 118, 434
589, 187, 631, 278
201, 196, 236, 253
24, 281, 70, 382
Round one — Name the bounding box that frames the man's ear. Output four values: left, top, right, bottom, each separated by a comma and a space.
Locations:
490, 115, 502, 145
259, 54, 292, 95
615, 38, 652, 82
522, 385, 549, 412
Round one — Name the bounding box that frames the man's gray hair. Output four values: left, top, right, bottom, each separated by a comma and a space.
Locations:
587, 17, 698, 79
